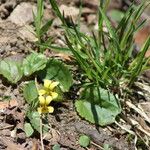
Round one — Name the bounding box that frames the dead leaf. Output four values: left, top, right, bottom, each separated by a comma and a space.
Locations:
0, 137, 25, 150
0, 99, 18, 110
31, 139, 39, 150
53, 53, 73, 61
134, 24, 150, 58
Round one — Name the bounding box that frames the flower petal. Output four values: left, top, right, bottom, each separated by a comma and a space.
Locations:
37, 107, 42, 114
39, 96, 45, 106
38, 107, 48, 114
49, 81, 59, 90
38, 106, 54, 114
45, 96, 53, 105
38, 89, 46, 96
44, 79, 52, 89
51, 92, 58, 99
47, 106, 54, 113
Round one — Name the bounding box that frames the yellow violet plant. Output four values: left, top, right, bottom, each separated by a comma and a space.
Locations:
37, 79, 59, 114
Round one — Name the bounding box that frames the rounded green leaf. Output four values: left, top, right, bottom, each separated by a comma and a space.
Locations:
81, 87, 120, 108
23, 52, 47, 76
27, 111, 48, 133
24, 122, 34, 137
75, 100, 121, 126
23, 81, 38, 104
0, 59, 23, 83
38, 59, 73, 92
79, 135, 90, 147
75, 87, 121, 126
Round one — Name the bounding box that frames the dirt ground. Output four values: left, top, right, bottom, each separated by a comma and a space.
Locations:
0, 0, 150, 150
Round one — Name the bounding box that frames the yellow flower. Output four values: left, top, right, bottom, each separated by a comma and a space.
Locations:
39, 95, 52, 106
37, 106, 54, 114
44, 79, 59, 90
37, 96, 54, 114
38, 79, 59, 99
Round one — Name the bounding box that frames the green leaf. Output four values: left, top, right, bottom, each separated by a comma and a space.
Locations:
38, 59, 73, 92
23, 52, 47, 76
75, 100, 120, 126
81, 87, 119, 106
0, 59, 23, 83
75, 87, 121, 126
23, 81, 38, 104
27, 111, 48, 133
128, 36, 150, 86
49, 0, 64, 23
40, 44, 71, 53
103, 144, 112, 150
40, 19, 53, 35
24, 122, 34, 137
52, 144, 60, 150
79, 135, 90, 147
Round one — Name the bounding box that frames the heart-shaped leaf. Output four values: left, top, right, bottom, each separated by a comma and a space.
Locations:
81, 86, 120, 107
75, 87, 121, 126
23, 52, 47, 76
27, 111, 48, 133
0, 59, 23, 83
23, 81, 38, 104
38, 59, 73, 92
24, 122, 34, 137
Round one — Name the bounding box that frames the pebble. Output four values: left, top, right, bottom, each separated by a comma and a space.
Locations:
59, 5, 79, 22
18, 25, 37, 42
8, 2, 36, 26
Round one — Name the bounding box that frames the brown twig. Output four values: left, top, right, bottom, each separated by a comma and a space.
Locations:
40, 115, 44, 150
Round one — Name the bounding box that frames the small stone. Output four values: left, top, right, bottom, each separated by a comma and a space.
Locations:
59, 5, 79, 22
11, 128, 17, 138
18, 25, 37, 42
80, 23, 90, 35
87, 14, 96, 24
8, 2, 36, 26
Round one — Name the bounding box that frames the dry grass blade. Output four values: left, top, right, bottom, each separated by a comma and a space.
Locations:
126, 101, 150, 124
115, 121, 135, 135
129, 117, 150, 138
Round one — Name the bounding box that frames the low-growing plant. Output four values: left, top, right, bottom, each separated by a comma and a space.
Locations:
0, 0, 73, 142
0, 52, 73, 136
48, 0, 150, 126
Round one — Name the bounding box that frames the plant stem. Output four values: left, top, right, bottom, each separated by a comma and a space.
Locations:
40, 115, 44, 150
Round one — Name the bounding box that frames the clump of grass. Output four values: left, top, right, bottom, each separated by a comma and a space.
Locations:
49, 0, 150, 94
30, 0, 150, 127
